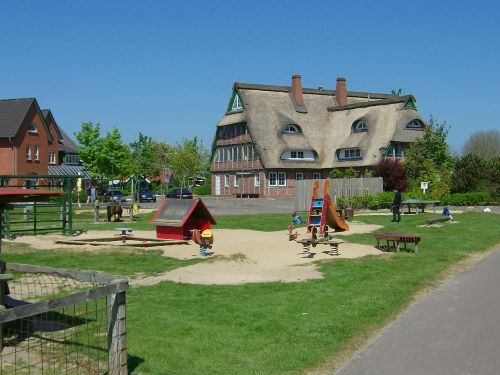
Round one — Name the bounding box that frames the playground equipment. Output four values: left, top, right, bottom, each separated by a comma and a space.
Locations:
292, 180, 349, 258
307, 179, 349, 237
150, 198, 216, 240
191, 228, 214, 256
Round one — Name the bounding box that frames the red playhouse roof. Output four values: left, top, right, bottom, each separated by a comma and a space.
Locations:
0, 188, 63, 204
150, 198, 216, 227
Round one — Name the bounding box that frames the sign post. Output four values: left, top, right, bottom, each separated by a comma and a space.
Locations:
421, 181, 428, 194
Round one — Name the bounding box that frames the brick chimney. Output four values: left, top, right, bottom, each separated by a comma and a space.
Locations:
291, 74, 304, 107
336, 77, 348, 106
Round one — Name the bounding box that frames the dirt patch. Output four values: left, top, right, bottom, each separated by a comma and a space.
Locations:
6, 222, 384, 286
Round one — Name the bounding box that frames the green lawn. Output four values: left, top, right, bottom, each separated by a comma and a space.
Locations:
3, 211, 500, 374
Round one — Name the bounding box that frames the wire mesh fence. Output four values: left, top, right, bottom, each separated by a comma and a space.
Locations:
0, 264, 128, 374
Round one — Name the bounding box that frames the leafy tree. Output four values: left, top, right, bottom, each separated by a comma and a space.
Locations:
99, 128, 132, 179
374, 159, 408, 191
452, 153, 488, 193
75, 122, 102, 178
75, 122, 132, 180
463, 129, 500, 160
130, 133, 160, 178
403, 116, 454, 198
168, 137, 209, 188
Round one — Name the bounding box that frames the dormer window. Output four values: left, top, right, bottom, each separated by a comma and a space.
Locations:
406, 119, 424, 129
280, 150, 315, 161
352, 120, 367, 132
337, 148, 362, 160
28, 123, 38, 133
232, 94, 242, 110
282, 124, 302, 134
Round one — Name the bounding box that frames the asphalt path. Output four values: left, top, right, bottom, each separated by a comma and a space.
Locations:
334, 247, 500, 375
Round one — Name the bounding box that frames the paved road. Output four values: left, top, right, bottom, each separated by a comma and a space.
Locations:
334, 247, 500, 375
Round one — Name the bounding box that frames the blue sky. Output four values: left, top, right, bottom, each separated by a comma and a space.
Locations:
1, 1, 498, 153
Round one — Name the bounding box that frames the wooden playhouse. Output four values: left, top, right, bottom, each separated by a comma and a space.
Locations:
150, 198, 216, 240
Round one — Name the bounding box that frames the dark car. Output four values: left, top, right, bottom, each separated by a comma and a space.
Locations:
135, 188, 156, 203
165, 188, 193, 199
106, 190, 126, 203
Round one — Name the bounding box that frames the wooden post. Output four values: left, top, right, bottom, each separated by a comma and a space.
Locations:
108, 291, 127, 375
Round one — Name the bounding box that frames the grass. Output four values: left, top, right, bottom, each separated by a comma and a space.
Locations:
2, 210, 500, 374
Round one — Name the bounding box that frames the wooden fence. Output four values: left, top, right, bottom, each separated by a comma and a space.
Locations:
294, 177, 383, 211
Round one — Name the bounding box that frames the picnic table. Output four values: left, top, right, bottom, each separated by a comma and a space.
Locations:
374, 232, 421, 253
114, 228, 134, 243
296, 237, 345, 258
402, 199, 440, 214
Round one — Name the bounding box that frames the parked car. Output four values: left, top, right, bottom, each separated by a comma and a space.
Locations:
106, 190, 126, 203
135, 188, 156, 203
165, 188, 193, 199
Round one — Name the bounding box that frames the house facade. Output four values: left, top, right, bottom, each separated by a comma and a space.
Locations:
210, 75, 425, 197
0, 98, 86, 186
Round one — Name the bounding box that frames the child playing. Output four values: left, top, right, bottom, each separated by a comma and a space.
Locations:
291, 211, 305, 225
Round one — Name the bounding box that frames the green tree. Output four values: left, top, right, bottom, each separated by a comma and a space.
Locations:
75, 123, 131, 180
169, 137, 209, 188
130, 133, 159, 178
74, 122, 102, 178
452, 153, 488, 193
403, 116, 454, 198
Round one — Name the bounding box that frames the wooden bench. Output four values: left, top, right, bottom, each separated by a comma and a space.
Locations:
374, 232, 421, 254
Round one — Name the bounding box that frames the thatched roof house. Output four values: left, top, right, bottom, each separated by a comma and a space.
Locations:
210, 75, 425, 197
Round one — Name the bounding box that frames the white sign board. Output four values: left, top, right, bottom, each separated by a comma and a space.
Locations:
421, 181, 428, 193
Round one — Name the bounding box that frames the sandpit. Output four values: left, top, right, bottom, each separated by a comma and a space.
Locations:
5, 221, 383, 286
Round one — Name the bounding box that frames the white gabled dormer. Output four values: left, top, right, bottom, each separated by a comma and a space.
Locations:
280, 150, 315, 161
227, 90, 243, 113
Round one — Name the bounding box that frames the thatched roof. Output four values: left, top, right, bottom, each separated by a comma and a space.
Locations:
215, 82, 425, 169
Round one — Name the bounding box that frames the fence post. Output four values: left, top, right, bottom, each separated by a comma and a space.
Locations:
108, 290, 127, 375
33, 201, 37, 235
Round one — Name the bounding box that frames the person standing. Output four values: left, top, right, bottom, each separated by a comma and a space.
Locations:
392, 189, 402, 222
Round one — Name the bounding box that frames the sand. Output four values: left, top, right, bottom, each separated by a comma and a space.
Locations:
5, 221, 383, 286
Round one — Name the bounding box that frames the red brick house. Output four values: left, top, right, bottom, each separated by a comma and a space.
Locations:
210, 75, 425, 197
0, 98, 87, 186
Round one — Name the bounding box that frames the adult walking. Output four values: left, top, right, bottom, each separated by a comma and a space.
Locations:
392, 189, 402, 222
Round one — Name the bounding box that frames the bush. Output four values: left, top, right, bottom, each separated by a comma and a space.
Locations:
441, 192, 492, 206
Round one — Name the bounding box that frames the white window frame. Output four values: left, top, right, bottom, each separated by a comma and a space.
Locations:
25, 144, 31, 160
224, 175, 230, 187
282, 124, 301, 134
234, 174, 240, 187
339, 148, 362, 160
34, 145, 39, 161
406, 119, 424, 129
232, 93, 242, 111
254, 174, 260, 187
49, 151, 56, 164
27, 123, 38, 133
353, 120, 367, 132
268, 172, 277, 186
312, 172, 321, 180
277, 172, 287, 186
296, 172, 304, 180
